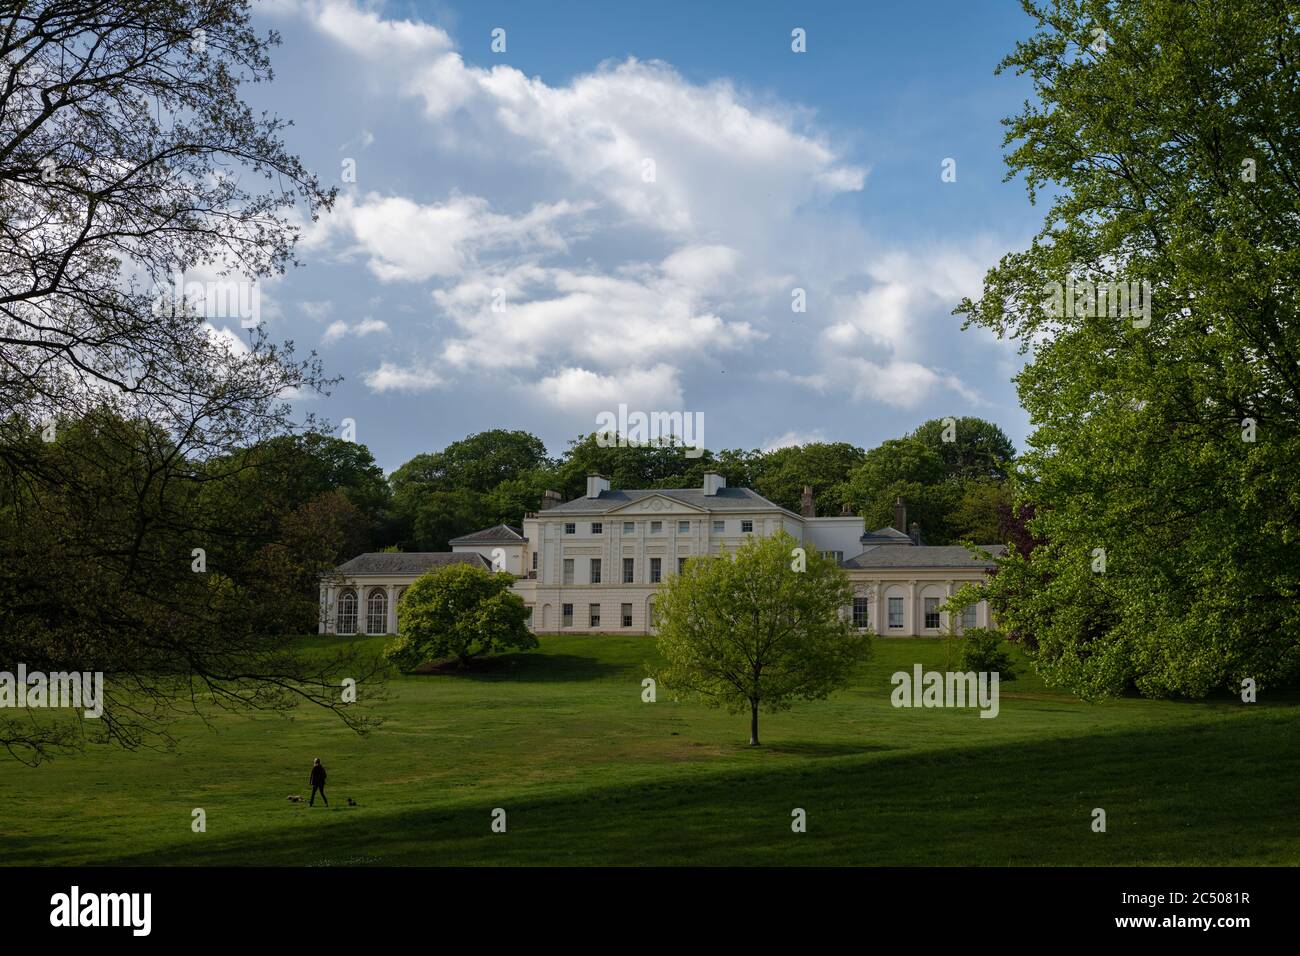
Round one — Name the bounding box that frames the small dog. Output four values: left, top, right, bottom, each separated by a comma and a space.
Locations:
346, 797, 357, 806
288, 795, 304, 803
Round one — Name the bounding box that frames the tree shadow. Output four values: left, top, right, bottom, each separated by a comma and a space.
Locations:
409, 652, 628, 683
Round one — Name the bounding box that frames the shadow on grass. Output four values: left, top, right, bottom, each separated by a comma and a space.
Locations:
408, 652, 629, 683
105, 709, 1300, 867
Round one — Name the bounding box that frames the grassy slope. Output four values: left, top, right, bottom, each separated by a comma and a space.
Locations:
2, 635, 1297, 866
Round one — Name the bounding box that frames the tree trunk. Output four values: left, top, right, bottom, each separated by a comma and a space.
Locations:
749, 703, 760, 747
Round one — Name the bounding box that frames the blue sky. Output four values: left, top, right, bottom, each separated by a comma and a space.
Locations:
240, 0, 1043, 472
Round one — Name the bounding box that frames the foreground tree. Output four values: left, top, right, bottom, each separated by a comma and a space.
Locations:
654, 533, 870, 746
0, 1, 356, 761
386, 564, 536, 670
957, 0, 1300, 697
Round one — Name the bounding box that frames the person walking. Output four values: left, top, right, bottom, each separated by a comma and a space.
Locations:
309, 757, 328, 807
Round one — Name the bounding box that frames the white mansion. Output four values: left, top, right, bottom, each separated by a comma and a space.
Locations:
320, 472, 1003, 638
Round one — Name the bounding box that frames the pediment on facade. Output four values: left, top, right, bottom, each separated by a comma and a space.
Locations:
604, 494, 707, 516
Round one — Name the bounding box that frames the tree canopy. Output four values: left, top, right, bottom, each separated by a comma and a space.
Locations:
956, 0, 1300, 698
386, 563, 536, 670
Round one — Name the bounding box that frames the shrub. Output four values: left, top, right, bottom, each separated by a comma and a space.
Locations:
960, 627, 1017, 681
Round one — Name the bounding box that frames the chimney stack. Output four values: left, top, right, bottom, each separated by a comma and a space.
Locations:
893, 496, 907, 532
586, 474, 610, 499
540, 489, 563, 510
909, 521, 923, 546
800, 486, 816, 518
703, 471, 726, 496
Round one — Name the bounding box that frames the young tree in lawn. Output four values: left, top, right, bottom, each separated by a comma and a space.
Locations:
654, 532, 870, 746
386, 564, 537, 670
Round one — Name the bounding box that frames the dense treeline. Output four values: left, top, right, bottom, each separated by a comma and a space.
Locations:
244, 415, 1017, 558
2, 414, 1018, 647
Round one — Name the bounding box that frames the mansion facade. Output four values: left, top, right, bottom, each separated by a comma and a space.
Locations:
320, 472, 1004, 638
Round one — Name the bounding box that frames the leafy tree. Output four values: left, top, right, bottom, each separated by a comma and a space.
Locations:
0, 1, 368, 761
553, 433, 718, 497
949, 480, 1014, 543
957, 0, 1300, 697
840, 439, 961, 541
386, 564, 536, 669
391, 430, 550, 496
390, 430, 550, 549
654, 532, 870, 745
911, 417, 1016, 482
752, 442, 866, 514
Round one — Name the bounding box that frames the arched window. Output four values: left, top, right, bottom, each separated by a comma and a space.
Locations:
366, 588, 389, 635
336, 588, 358, 635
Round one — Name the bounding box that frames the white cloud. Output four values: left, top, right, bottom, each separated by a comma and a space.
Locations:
534, 365, 684, 414
363, 362, 446, 393
300, 2, 864, 239
322, 316, 389, 343
435, 261, 763, 373
280, 1, 1021, 429
762, 429, 827, 452
299, 300, 333, 320
307, 192, 587, 283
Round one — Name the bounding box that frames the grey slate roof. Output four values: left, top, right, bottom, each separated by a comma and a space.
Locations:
841, 544, 1006, 569
543, 486, 792, 515
448, 524, 524, 545
332, 552, 492, 575
860, 526, 915, 545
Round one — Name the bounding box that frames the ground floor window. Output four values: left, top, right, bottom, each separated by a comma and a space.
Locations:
562, 603, 573, 627
589, 603, 600, 628
852, 597, 869, 629
336, 588, 358, 634
924, 597, 941, 630
621, 603, 633, 627
887, 596, 904, 629
961, 603, 977, 630
366, 588, 388, 634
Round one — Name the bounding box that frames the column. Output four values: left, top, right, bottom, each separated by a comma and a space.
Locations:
908, 579, 918, 636
319, 584, 329, 634
387, 584, 398, 634
945, 580, 955, 632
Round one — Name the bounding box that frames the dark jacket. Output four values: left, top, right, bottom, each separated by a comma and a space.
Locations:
309, 764, 326, 787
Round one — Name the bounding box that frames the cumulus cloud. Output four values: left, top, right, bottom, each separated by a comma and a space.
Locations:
762, 429, 827, 451
299, 1, 864, 240
306, 192, 588, 283
363, 362, 446, 393
534, 364, 684, 414
322, 316, 389, 343
278, 0, 1017, 427
434, 260, 764, 373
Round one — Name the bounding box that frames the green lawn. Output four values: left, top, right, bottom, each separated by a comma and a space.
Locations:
2, 635, 1297, 866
